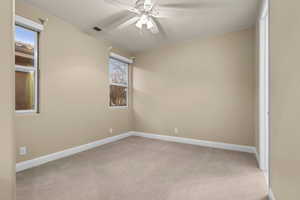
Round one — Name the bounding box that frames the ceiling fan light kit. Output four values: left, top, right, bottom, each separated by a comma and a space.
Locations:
135, 14, 154, 30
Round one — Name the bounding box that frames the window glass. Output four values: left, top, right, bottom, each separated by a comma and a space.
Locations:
15, 71, 35, 110
15, 26, 36, 68
110, 85, 127, 107
109, 58, 128, 86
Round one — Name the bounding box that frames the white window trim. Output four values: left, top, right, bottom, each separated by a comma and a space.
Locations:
109, 106, 129, 109
110, 52, 133, 64
15, 16, 43, 114
15, 15, 43, 32
108, 54, 130, 109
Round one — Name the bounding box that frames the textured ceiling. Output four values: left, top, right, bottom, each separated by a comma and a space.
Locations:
19, 0, 259, 53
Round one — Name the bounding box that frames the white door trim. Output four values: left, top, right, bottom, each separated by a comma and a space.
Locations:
258, 0, 269, 187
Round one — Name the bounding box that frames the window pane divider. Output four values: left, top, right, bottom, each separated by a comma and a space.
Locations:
109, 83, 128, 87
16, 109, 37, 114
15, 65, 36, 72
109, 106, 128, 109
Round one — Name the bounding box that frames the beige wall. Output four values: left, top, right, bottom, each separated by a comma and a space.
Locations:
133, 29, 255, 146
15, 2, 133, 162
0, 0, 15, 199
270, 0, 300, 199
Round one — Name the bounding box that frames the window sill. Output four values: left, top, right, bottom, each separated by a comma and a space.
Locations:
15, 110, 37, 115
109, 106, 129, 109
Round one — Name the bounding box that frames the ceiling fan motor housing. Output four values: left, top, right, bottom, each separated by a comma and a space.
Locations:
136, 0, 153, 12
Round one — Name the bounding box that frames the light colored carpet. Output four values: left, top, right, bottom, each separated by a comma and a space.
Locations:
17, 136, 268, 200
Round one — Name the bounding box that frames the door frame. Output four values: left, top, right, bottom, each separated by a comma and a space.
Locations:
258, 0, 269, 187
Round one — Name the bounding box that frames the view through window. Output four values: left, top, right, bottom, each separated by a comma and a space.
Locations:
15, 25, 39, 112
109, 57, 129, 107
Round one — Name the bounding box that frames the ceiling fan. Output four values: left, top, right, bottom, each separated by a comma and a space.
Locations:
103, 0, 214, 35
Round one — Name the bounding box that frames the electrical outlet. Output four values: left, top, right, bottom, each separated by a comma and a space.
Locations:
174, 128, 179, 135
109, 128, 113, 134
19, 146, 27, 156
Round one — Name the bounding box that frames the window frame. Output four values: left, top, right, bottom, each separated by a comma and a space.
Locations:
15, 16, 43, 114
108, 54, 132, 109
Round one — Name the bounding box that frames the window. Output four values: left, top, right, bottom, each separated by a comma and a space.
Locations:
109, 57, 129, 108
15, 19, 41, 113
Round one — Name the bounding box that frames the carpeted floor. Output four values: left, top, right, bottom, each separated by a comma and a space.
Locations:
17, 136, 268, 200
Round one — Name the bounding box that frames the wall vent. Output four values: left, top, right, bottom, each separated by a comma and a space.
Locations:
93, 26, 102, 32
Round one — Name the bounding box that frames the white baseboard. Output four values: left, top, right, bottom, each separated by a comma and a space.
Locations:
16, 131, 256, 172
268, 189, 276, 200
130, 131, 256, 154
16, 132, 131, 172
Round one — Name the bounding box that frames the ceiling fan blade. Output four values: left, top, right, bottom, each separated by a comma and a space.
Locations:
152, 9, 195, 18
104, 0, 140, 14
154, 1, 227, 18
116, 16, 140, 29
150, 0, 159, 8
98, 11, 136, 32
151, 18, 167, 38
151, 7, 200, 18
149, 17, 159, 34
154, 9, 207, 18
151, 12, 175, 18
158, 1, 227, 9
